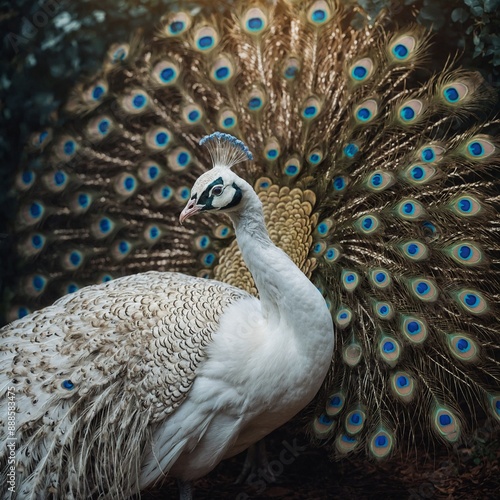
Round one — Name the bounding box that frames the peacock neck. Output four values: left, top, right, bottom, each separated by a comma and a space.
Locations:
229, 185, 332, 347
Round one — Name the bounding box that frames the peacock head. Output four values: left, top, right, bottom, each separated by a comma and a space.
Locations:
179, 132, 254, 224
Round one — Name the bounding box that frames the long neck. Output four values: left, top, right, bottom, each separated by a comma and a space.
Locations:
229, 185, 331, 347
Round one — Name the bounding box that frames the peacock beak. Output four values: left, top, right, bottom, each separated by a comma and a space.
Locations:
179, 199, 203, 224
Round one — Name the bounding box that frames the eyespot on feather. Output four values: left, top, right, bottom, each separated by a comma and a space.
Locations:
241, 7, 268, 34
152, 60, 180, 86
354, 99, 378, 123
210, 55, 236, 84
307, 1, 333, 26
349, 57, 374, 82
218, 109, 238, 130
388, 34, 417, 62
193, 26, 219, 52
162, 11, 192, 37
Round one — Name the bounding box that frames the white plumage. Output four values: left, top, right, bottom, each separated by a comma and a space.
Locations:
0, 133, 334, 499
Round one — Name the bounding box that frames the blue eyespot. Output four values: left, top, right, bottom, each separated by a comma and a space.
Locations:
285, 66, 298, 79
411, 278, 438, 302
53, 171, 66, 186
39, 130, 49, 143
113, 47, 127, 61
92, 85, 105, 100
133, 94, 147, 109
247, 17, 263, 31
460, 199, 472, 212
125, 176, 136, 191
118, 240, 130, 254
411, 166, 424, 180
352, 65, 367, 80
408, 243, 418, 255
17, 307, 29, 319
402, 316, 427, 343
188, 110, 200, 122
98, 118, 110, 135
403, 202, 414, 214
203, 253, 216, 266
456, 289, 487, 314
357, 107, 371, 121
22, 171, 34, 185
31, 234, 44, 249
160, 67, 175, 82
198, 36, 214, 49
349, 413, 361, 425
317, 222, 329, 235
170, 21, 184, 34
149, 226, 160, 240
149, 165, 159, 180
319, 414, 333, 425
444, 87, 459, 102
313, 9, 326, 22
421, 147, 435, 162
459, 245, 471, 260
456, 338, 469, 352
301, 97, 322, 121
267, 149, 278, 159
223, 117, 235, 127
29, 202, 43, 219
155, 132, 168, 146
333, 176, 346, 191
99, 217, 113, 235
309, 153, 321, 164
325, 246, 340, 262
248, 97, 262, 110
392, 43, 408, 59
341, 434, 356, 443
465, 293, 478, 307
383, 341, 395, 353
439, 414, 451, 426
467, 141, 484, 157
363, 217, 373, 229
376, 302, 392, 318
64, 140, 76, 156
62, 380, 74, 390
284, 161, 300, 176
215, 67, 229, 80
400, 106, 415, 121
304, 106, 317, 117
407, 321, 420, 334
198, 236, 210, 249
69, 251, 82, 266
32, 275, 46, 292
330, 395, 342, 407
178, 152, 189, 166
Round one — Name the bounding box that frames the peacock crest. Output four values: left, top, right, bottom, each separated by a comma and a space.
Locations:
5, 0, 500, 463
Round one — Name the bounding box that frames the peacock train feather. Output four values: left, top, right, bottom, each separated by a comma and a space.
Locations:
3, 0, 500, 465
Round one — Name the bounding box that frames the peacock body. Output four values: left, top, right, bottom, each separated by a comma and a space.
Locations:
0, 133, 334, 498
4, 0, 500, 473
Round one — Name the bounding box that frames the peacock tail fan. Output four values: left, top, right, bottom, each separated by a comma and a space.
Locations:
7, 0, 500, 461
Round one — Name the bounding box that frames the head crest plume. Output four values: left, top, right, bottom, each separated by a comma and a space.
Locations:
199, 132, 253, 169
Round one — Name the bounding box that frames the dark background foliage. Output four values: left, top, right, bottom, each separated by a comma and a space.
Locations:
0, 0, 499, 309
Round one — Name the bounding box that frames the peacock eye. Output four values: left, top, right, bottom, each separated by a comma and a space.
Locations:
211, 185, 224, 196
